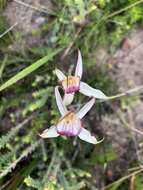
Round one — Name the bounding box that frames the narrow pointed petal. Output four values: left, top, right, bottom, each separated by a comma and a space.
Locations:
79, 82, 108, 99
75, 50, 83, 78
77, 98, 95, 119
40, 126, 59, 138
54, 69, 66, 81
63, 93, 74, 106
78, 128, 103, 144
55, 86, 67, 116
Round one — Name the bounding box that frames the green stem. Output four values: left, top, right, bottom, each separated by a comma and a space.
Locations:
101, 85, 143, 102
105, 0, 143, 20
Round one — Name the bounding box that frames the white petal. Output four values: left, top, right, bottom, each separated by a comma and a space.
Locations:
55, 86, 67, 116
78, 128, 104, 144
75, 50, 83, 78
79, 82, 108, 99
77, 98, 95, 119
40, 126, 59, 138
63, 93, 75, 106
54, 69, 66, 81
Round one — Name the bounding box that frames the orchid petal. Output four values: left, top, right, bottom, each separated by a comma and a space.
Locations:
75, 50, 83, 78
77, 98, 95, 119
55, 86, 67, 116
78, 128, 103, 144
79, 82, 108, 99
54, 69, 66, 81
63, 93, 75, 106
40, 126, 59, 138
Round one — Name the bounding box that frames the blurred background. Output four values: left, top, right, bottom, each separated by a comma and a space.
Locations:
0, 0, 143, 189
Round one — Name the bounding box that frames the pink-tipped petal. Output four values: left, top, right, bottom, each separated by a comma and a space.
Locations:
75, 50, 83, 78
55, 86, 67, 116
40, 126, 59, 138
79, 82, 108, 99
63, 93, 75, 106
54, 69, 66, 81
78, 128, 103, 144
77, 98, 95, 119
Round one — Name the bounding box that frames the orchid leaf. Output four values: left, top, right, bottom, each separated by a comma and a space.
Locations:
0, 48, 62, 91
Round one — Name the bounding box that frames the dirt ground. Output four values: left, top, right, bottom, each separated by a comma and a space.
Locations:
102, 28, 143, 166
89, 29, 143, 187
3, 0, 52, 49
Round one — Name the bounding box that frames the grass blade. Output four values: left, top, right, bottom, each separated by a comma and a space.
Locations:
0, 48, 61, 91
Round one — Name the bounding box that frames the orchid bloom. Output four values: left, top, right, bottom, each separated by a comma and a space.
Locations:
54, 50, 108, 105
40, 87, 103, 144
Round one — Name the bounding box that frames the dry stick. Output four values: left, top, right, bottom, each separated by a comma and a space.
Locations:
0, 13, 28, 39
103, 113, 143, 136
117, 110, 143, 172
124, 111, 143, 136
61, 27, 83, 60
118, 110, 143, 167
103, 167, 143, 190
131, 127, 143, 136
127, 109, 143, 167
13, 0, 52, 15
117, 109, 143, 136
0, 22, 18, 38
129, 175, 135, 190
0, 0, 53, 39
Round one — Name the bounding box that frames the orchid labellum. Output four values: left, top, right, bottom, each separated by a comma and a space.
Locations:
54, 50, 108, 105
40, 87, 103, 144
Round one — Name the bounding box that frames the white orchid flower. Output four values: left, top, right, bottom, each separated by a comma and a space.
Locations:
40, 87, 103, 144
54, 50, 108, 105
